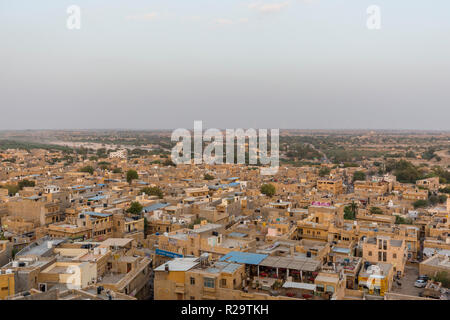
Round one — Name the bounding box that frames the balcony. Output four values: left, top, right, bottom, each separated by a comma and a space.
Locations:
175, 283, 185, 294
203, 286, 216, 293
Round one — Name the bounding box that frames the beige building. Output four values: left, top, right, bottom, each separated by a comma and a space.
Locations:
317, 178, 344, 195
362, 236, 407, 277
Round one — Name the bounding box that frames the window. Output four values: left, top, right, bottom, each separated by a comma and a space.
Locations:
204, 277, 215, 288
190, 277, 195, 285
383, 252, 387, 262
378, 251, 382, 261
383, 240, 387, 251
190, 296, 195, 300
221, 279, 227, 287
316, 284, 324, 292
368, 251, 372, 257
378, 240, 382, 250
393, 253, 397, 259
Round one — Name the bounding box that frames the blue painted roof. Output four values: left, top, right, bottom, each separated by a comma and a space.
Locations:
228, 232, 248, 238
333, 247, 350, 254
26, 195, 41, 200
143, 203, 169, 213
83, 211, 112, 218
88, 195, 105, 201
208, 182, 240, 190
219, 251, 268, 265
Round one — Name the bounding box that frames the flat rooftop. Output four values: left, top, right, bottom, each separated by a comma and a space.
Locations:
154, 257, 200, 272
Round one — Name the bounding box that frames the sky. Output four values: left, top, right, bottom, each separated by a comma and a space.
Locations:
1, 0, 449, 131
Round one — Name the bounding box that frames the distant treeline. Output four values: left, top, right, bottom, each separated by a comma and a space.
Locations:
0, 140, 73, 152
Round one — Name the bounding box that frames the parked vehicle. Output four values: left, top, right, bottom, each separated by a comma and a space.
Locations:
414, 279, 427, 288
418, 275, 429, 281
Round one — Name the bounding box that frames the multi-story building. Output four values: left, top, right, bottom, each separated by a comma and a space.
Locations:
362, 236, 407, 277
316, 178, 344, 195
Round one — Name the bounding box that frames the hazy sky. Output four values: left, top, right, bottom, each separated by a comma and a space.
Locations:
1, 0, 449, 130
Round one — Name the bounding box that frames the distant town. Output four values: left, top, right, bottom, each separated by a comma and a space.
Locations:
0, 129, 449, 300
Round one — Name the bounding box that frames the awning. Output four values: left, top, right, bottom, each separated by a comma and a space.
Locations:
282, 281, 316, 291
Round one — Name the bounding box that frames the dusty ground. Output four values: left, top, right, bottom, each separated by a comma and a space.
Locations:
391, 263, 422, 297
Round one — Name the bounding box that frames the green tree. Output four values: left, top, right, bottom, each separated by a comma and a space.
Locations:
163, 159, 176, 166
260, 184, 276, 197
126, 169, 138, 184
11, 248, 18, 259
429, 195, 439, 206
439, 187, 450, 194
438, 194, 447, 204
353, 171, 366, 182
413, 199, 429, 209
141, 186, 164, 199
126, 201, 143, 216
344, 205, 356, 220
96, 148, 107, 158
204, 174, 215, 181
386, 160, 423, 183
350, 200, 358, 215
144, 217, 148, 237
369, 206, 383, 215
112, 167, 122, 174
18, 179, 35, 190
188, 217, 206, 229
432, 271, 450, 288
79, 166, 94, 175
405, 151, 416, 158
97, 161, 111, 170
395, 215, 413, 225
319, 167, 331, 177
